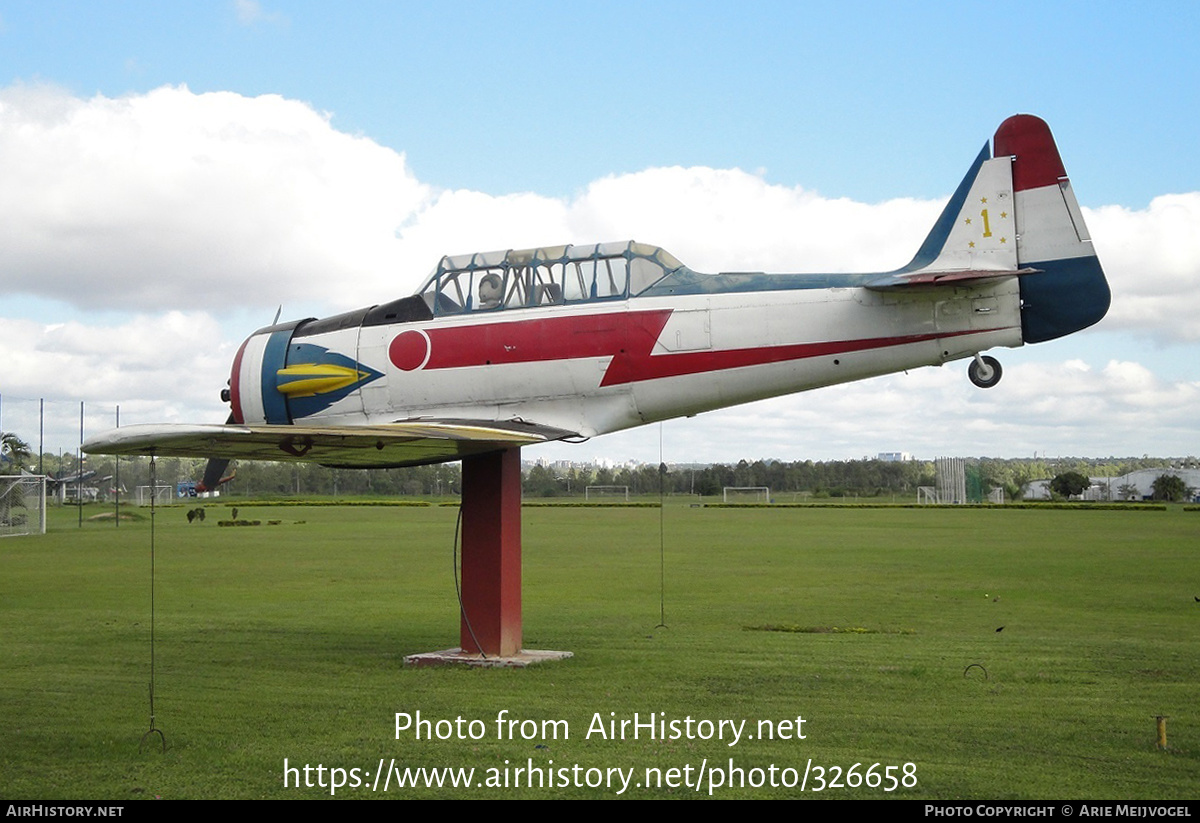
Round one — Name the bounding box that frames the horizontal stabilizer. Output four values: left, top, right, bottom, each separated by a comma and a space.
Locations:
866, 267, 1042, 291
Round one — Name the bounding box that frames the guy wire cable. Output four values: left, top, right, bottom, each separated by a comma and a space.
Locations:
451, 506, 487, 659
140, 454, 166, 753
657, 422, 667, 630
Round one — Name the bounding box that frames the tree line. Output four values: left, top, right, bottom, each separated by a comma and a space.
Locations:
4, 431, 1189, 501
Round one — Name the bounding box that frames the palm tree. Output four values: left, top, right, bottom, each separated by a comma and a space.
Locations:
0, 432, 33, 473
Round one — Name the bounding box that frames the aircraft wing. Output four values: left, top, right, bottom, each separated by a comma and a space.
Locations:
82, 420, 576, 469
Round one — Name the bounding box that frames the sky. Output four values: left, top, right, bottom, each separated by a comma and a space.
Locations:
1, 0, 1197, 466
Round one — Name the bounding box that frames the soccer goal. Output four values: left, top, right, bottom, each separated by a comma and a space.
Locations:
585, 485, 629, 502
0, 475, 46, 537
723, 486, 770, 504
136, 485, 173, 507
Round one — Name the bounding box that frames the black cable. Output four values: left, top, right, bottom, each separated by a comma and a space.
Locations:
451, 506, 487, 659
657, 423, 668, 629
140, 454, 166, 753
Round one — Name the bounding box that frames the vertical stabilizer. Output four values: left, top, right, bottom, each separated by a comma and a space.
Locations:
901, 145, 1019, 275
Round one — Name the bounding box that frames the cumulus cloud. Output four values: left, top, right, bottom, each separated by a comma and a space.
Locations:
1086, 194, 1200, 342
0, 82, 426, 312
565, 167, 939, 274
2, 83, 1196, 338
1, 313, 231, 410
234, 0, 286, 27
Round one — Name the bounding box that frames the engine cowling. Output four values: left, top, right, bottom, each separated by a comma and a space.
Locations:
229, 321, 305, 424
229, 319, 384, 425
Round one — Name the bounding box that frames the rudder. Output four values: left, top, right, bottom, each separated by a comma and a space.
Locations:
995, 114, 1110, 343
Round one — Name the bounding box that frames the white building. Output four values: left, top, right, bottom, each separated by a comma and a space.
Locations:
1022, 468, 1200, 502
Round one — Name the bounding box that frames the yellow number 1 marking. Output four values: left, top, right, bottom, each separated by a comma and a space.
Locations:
980, 209, 993, 238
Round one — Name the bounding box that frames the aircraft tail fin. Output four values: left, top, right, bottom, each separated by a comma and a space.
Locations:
898, 141, 1018, 276
893, 114, 1109, 343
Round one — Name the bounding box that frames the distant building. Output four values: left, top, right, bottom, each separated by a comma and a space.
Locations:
877, 452, 913, 462
1022, 468, 1200, 502
1106, 468, 1200, 501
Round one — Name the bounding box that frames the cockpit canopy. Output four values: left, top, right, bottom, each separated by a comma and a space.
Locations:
418, 241, 684, 316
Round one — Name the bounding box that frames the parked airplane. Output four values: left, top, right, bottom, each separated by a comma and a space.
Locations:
84, 115, 1109, 473
45, 470, 98, 489
42, 469, 113, 503
45, 469, 107, 489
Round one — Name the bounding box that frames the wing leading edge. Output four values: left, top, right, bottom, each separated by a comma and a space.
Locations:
82, 420, 576, 469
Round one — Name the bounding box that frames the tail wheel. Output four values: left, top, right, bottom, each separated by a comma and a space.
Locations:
968, 355, 1002, 389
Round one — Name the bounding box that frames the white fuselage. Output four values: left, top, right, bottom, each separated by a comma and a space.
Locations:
235, 277, 1023, 438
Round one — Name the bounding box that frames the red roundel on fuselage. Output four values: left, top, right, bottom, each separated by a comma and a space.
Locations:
389, 329, 431, 371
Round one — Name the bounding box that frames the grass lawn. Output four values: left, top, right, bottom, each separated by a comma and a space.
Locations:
1, 500, 1197, 798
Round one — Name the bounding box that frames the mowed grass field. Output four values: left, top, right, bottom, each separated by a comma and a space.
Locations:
2, 501, 1197, 799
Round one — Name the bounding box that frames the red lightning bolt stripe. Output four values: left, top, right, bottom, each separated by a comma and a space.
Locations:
395, 310, 1011, 388
599, 328, 990, 386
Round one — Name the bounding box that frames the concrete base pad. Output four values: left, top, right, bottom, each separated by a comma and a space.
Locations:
404, 648, 574, 668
